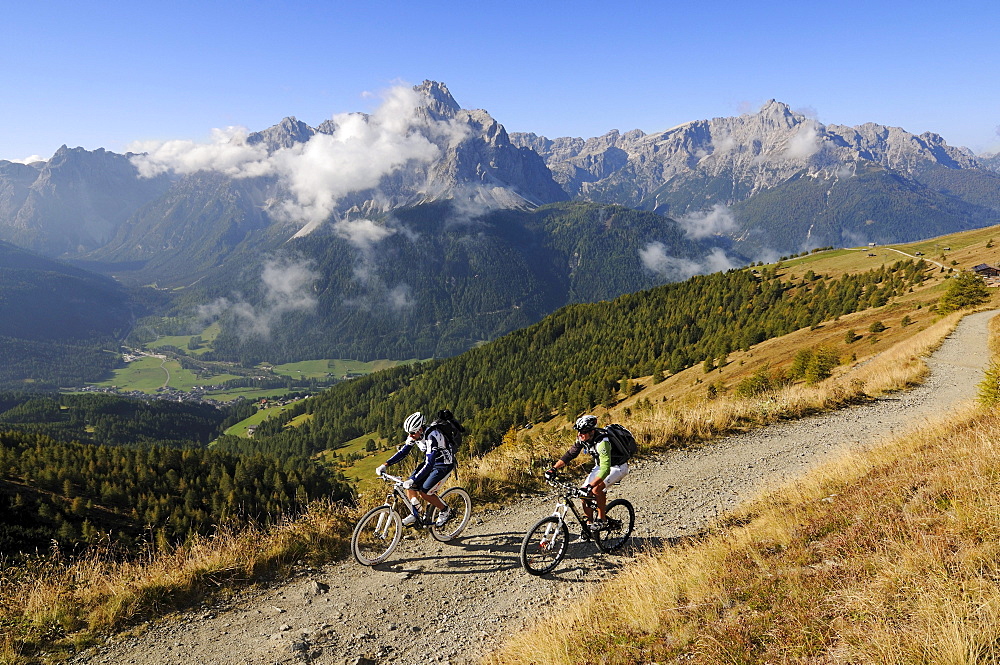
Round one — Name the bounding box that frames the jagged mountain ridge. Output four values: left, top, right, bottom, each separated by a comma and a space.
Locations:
510, 100, 983, 210
0, 81, 567, 266
3, 84, 998, 268
237, 80, 565, 218
2, 83, 1000, 371
510, 100, 1000, 252
80, 81, 569, 284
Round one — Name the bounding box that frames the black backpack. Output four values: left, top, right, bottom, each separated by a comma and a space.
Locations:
603, 423, 638, 463
427, 409, 465, 456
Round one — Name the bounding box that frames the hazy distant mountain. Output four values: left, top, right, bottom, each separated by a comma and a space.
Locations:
0, 147, 172, 256
979, 153, 1000, 173
0, 240, 134, 387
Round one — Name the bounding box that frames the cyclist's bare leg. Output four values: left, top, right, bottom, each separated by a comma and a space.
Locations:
592, 479, 608, 520
405, 488, 446, 510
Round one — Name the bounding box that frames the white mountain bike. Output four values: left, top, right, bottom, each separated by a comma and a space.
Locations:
350, 471, 473, 566
519, 475, 634, 575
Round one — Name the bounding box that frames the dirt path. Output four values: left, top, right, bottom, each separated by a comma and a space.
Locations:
883, 246, 946, 269
74, 310, 998, 665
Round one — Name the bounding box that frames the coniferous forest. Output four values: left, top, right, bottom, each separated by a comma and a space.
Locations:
0, 394, 351, 555
218, 260, 931, 459
0, 258, 931, 557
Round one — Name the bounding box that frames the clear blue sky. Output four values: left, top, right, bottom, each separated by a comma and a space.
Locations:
3, 0, 999, 162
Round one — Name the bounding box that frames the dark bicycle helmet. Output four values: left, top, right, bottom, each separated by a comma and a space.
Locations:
574, 414, 598, 432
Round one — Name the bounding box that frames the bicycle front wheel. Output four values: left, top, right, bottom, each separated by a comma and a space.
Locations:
594, 498, 634, 552
519, 516, 569, 575
430, 487, 472, 542
351, 505, 402, 566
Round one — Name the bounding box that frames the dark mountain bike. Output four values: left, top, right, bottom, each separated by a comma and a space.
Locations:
519, 475, 634, 575
351, 471, 472, 566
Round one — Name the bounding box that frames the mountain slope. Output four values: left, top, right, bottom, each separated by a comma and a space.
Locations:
56, 309, 998, 665
0, 147, 173, 256
216, 256, 931, 460
0, 241, 134, 387
192, 201, 722, 364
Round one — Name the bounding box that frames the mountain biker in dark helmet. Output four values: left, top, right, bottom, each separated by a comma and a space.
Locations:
376, 411, 456, 527
543, 414, 630, 531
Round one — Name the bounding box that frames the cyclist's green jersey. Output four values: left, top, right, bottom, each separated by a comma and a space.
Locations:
559, 430, 625, 480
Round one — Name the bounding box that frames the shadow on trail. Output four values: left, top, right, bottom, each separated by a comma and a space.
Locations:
363, 527, 652, 577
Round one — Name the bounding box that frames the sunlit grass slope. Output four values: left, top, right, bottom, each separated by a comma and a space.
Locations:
488, 312, 1000, 665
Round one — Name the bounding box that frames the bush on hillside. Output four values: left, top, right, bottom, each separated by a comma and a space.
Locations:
938, 271, 990, 313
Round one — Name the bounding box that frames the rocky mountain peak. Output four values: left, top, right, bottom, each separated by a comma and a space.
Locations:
247, 117, 316, 152
415, 80, 461, 118
757, 99, 793, 117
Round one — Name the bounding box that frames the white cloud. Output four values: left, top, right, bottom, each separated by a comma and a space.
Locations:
387, 284, 416, 311
332, 218, 396, 249
129, 126, 270, 178
640, 244, 737, 280
129, 84, 469, 235
783, 120, 822, 160
711, 130, 736, 154
198, 256, 318, 339
676, 204, 737, 239
9, 155, 45, 165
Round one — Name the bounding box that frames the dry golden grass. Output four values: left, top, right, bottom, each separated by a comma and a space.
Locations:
487, 312, 1000, 665
0, 501, 353, 664
484, 310, 968, 494
490, 406, 1000, 665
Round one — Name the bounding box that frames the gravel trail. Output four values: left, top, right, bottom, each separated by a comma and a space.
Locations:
75, 310, 997, 665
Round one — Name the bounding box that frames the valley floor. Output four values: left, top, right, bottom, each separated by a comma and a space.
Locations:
71, 310, 997, 665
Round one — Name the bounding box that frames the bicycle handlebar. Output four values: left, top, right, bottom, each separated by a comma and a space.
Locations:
378, 471, 406, 485
544, 476, 594, 498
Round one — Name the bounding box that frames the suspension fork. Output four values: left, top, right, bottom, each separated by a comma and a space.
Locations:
374, 491, 402, 536
538, 498, 570, 545
551, 498, 570, 526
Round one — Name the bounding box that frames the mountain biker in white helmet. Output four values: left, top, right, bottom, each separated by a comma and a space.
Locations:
544, 414, 629, 533
376, 411, 456, 528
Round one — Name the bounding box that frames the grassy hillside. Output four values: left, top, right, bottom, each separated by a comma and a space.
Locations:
1, 223, 998, 663
324, 224, 1000, 495
2, 296, 987, 665
490, 314, 1000, 665
228, 248, 945, 466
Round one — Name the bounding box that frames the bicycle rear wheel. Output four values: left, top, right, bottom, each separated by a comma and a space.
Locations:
430, 487, 472, 542
594, 499, 634, 552
351, 505, 402, 566
519, 516, 569, 575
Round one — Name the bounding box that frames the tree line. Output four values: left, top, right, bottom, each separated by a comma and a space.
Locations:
217, 260, 931, 459
0, 429, 352, 556
0, 392, 238, 448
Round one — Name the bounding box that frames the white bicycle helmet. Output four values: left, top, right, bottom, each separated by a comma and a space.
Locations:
403, 412, 425, 434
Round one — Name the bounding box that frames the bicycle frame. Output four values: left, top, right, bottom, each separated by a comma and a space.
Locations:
378, 471, 446, 527
545, 478, 598, 538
